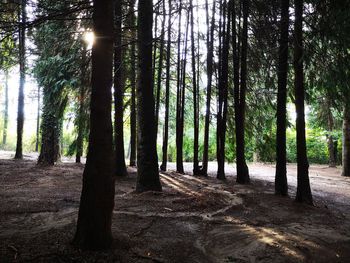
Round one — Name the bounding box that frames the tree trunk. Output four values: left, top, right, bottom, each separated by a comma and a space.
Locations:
35, 85, 40, 152
114, 0, 127, 176
152, 1, 160, 86
176, 6, 189, 174
235, 0, 250, 184
37, 91, 62, 165
76, 85, 85, 163
294, 0, 313, 204
175, 0, 183, 173
155, 0, 166, 131
200, 0, 215, 176
326, 99, 336, 167
160, 0, 172, 171
136, 0, 162, 192
75, 46, 89, 164
73, 0, 115, 249
129, 0, 137, 167
217, 0, 230, 180
15, 0, 26, 159
189, 0, 200, 175
342, 104, 350, 177
275, 0, 289, 196
2, 70, 9, 146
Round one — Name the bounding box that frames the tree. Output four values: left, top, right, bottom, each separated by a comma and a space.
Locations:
75, 45, 90, 163
114, 0, 127, 176
160, 0, 172, 171
73, 0, 116, 249
200, 0, 215, 176
217, 0, 230, 180
35, 86, 40, 152
342, 105, 350, 177
34, 0, 80, 165
15, 0, 26, 159
234, 0, 250, 184
136, 0, 162, 192
176, 2, 190, 174
189, 0, 200, 175
275, 0, 289, 196
294, 0, 313, 204
2, 71, 9, 146
128, 0, 137, 167
155, 0, 166, 130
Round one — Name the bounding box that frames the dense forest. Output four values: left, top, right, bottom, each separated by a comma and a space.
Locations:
0, 0, 349, 262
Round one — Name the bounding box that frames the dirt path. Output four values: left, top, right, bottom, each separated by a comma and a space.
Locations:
0, 152, 349, 262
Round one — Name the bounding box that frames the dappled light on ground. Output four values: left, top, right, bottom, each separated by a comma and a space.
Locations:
0, 154, 350, 262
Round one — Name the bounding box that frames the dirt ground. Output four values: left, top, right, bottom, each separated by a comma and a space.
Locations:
0, 151, 350, 262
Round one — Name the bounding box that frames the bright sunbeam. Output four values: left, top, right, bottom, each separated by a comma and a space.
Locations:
83, 31, 95, 49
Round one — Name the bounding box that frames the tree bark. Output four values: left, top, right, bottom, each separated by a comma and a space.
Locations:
35, 85, 40, 152
160, 0, 172, 171
200, 0, 216, 176
73, 0, 115, 250
155, 0, 166, 131
2, 70, 9, 146
275, 0, 289, 196
326, 99, 336, 167
235, 0, 250, 184
76, 85, 85, 164
129, 0, 137, 167
189, 0, 200, 175
37, 90, 64, 165
114, 0, 127, 176
217, 0, 230, 180
136, 0, 162, 192
342, 104, 350, 177
176, 5, 189, 174
175, 0, 183, 173
294, 0, 313, 204
15, 0, 26, 159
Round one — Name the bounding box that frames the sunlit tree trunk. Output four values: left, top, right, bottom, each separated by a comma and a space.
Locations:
73, 0, 115, 249
15, 0, 26, 159
294, 0, 313, 204
275, 0, 289, 196
136, 0, 162, 192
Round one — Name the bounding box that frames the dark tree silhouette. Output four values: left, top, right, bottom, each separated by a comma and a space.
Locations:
73, 0, 116, 249
136, 0, 162, 192
160, 0, 172, 172
234, 0, 250, 184
275, 0, 290, 196
114, 0, 127, 176
200, 0, 215, 176
294, 0, 313, 204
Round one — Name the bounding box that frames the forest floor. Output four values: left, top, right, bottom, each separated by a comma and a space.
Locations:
0, 150, 350, 263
